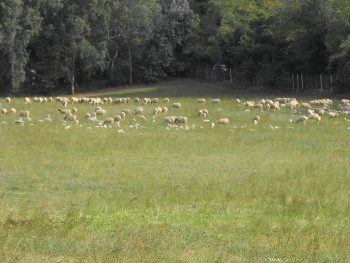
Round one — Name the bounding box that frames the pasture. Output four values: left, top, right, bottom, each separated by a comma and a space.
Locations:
0, 79, 349, 262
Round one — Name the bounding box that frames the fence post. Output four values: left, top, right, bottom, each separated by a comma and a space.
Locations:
320, 74, 323, 91
292, 74, 295, 90
230, 68, 232, 82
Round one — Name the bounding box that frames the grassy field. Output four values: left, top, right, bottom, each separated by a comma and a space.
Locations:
0, 79, 349, 262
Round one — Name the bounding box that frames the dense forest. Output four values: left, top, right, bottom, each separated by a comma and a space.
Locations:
0, 0, 350, 95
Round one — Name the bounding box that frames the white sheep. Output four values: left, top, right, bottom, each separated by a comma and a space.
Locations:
19, 111, 30, 117
24, 97, 31, 104
64, 114, 77, 122
58, 108, 72, 116
296, 116, 308, 124
151, 98, 159, 104
161, 107, 168, 114
196, 98, 206, 104
103, 117, 114, 125
10, 108, 17, 115
134, 97, 140, 103
308, 113, 321, 123
216, 118, 229, 124
163, 116, 176, 123
253, 116, 260, 124
133, 107, 144, 115
169, 103, 181, 109
1, 108, 8, 114
163, 98, 170, 103
175, 116, 188, 124
72, 107, 78, 114
5, 97, 11, 103
95, 109, 107, 115
210, 99, 221, 104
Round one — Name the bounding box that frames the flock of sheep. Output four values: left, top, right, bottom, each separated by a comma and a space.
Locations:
1, 95, 350, 131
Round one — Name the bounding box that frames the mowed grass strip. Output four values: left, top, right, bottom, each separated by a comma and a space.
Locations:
0, 80, 349, 262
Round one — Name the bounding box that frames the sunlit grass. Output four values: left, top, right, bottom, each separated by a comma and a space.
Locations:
0, 80, 349, 262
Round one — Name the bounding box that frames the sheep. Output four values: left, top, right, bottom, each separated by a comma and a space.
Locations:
328, 111, 341, 119
216, 118, 229, 124
175, 116, 188, 124
151, 98, 159, 104
198, 109, 208, 117
161, 107, 168, 114
113, 115, 122, 122
103, 117, 114, 125
121, 109, 131, 115
133, 107, 144, 115
10, 108, 17, 115
236, 98, 241, 105
95, 109, 107, 115
44, 114, 52, 122
134, 97, 140, 103
118, 112, 126, 119
270, 103, 280, 110
210, 99, 221, 104
5, 97, 11, 103
253, 103, 264, 110
308, 113, 321, 123
72, 107, 78, 114
84, 113, 91, 120
169, 103, 181, 109
300, 102, 312, 109
58, 108, 72, 116
153, 107, 162, 115
24, 97, 31, 104
61, 100, 68, 108
163, 116, 177, 123
253, 116, 260, 124
296, 116, 308, 124
313, 108, 325, 115
196, 98, 206, 104
243, 101, 254, 108
1, 108, 8, 115
163, 98, 170, 103
306, 109, 315, 115
15, 118, 24, 125
64, 114, 77, 122
19, 111, 30, 117
143, 98, 151, 104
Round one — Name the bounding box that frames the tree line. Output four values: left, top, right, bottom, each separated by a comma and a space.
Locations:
0, 0, 349, 95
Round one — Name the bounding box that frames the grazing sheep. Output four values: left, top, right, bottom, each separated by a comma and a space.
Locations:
253, 103, 263, 110
328, 111, 341, 119
44, 114, 52, 121
216, 118, 229, 124
151, 98, 159, 104
1, 108, 8, 115
313, 108, 325, 115
153, 107, 162, 115
118, 112, 126, 119
134, 97, 140, 103
95, 109, 107, 115
72, 107, 78, 114
175, 116, 188, 124
161, 107, 168, 114
163, 98, 170, 103
113, 115, 122, 122
169, 103, 181, 109
296, 116, 308, 124
243, 101, 254, 108
210, 99, 221, 104
198, 109, 208, 117
64, 114, 77, 122
61, 100, 68, 108
15, 118, 24, 124
133, 107, 144, 115
121, 109, 131, 115
196, 98, 206, 104
143, 98, 151, 104
306, 109, 315, 115
300, 102, 312, 109
6, 97, 11, 103
308, 113, 321, 123
270, 103, 280, 110
253, 116, 260, 124
24, 97, 31, 104
163, 116, 177, 123
10, 108, 17, 115
19, 111, 30, 117
58, 109, 72, 116
236, 98, 241, 104
103, 117, 114, 125
84, 113, 91, 120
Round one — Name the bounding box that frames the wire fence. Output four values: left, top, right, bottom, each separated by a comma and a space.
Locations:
184, 65, 350, 93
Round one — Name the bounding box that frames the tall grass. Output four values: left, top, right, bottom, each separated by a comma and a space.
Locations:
0, 80, 349, 262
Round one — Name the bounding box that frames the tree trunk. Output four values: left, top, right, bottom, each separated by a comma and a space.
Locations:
71, 73, 75, 95
110, 50, 119, 80
128, 44, 132, 86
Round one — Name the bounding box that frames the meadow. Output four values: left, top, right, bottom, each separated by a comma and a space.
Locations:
0, 79, 349, 262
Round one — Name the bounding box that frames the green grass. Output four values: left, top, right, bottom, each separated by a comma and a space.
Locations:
0, 79, 349, 262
